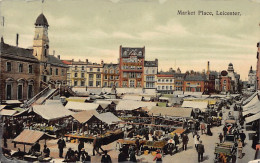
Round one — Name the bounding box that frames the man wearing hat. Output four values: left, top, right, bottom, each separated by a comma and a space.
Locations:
197, 141, 205, 162
182, 134, 189, 151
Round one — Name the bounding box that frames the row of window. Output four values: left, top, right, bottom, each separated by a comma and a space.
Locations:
158, 79, 173, 83
5, 83, 34, 100
146, 76, 155, 81
122, 58, 142, 63
122, 81, 142, 88
74, 73, 101, 78
145, 69, 156, 74
146, 82, 155, 88
6, 62, 33, 73
121, 65, 143, 70
104, 69, 119, 74
74, 66, 101, 72
186, 87, 201, 92
186, 82, 201, 86
74, 80, 101, 87
123, 72, 142, 78
175, 81, 183, 85
157, 86, 173, 90
104, 82, 119, 87
104, 75, 119, 80
50, 68, 65, 76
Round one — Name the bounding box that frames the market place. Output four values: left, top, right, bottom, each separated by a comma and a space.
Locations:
0, 87, 259, 163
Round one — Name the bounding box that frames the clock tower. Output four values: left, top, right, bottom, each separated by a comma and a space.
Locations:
33, 13, 49, 62
33, 13, 50, 83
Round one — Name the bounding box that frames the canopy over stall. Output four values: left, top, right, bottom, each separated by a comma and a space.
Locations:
12, 129, 55, 151
65, 101, 102, 112
0, 109, 18, 116
243, 105, 260, 116
116, 100, 157, 111
72, 110, 98, 124
30, 104, 74, 121
181, 101, 208, 112
243, 94, 259, 108
243, 92, 258, 105
95, 112, 122, 125
149, 106, 192, 118
245, 112, 260, 124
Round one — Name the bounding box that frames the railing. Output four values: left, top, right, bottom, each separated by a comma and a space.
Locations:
41, 88, 59, 104
24, 86, 50, 108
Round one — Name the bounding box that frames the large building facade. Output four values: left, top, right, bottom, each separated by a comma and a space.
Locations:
157, 71, 175, 94
119, 46, 145, 88
144, 59, 158, 89
103, 63, 119, 88
0, 13, 68, 102
63, 59, 103, 88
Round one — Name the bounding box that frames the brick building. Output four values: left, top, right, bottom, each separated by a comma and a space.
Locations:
183, 74, 206, 92
174, 68, 185, 91
220, 70, 232, 92
103, 63, 119, 88
119, 46, 145, 88
0, 13, 68, 102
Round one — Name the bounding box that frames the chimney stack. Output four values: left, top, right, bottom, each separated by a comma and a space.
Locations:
16, 33, 19, 46
1, 37, 4, 43
86, 59, 88, 63
57, 55, 60, 59
53, 50, 55, 56
72, 59, 74, 62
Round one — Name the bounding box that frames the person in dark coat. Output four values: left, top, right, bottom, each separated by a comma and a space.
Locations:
43, 145, 50, 157
118, 149, 128, 162
206, 124, 213, 136
197, 141, 205, 162
252, 134, 258, 149
129, 150, 137, 162
33, 141, 41, 152
57, 138, 66, 158
101, 150, 112, 163
219, 133, 224, 143
65, 148, 75, 161
239, 131, 246, 146
81, 149, 91, 162
223, 125, 228, 137
78, 140, 84, 157
3, 131, 8, 148
174, 133, 179, 145
182, 134, 189, 151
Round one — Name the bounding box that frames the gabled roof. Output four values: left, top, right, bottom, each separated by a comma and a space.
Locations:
121, 46, 145, 58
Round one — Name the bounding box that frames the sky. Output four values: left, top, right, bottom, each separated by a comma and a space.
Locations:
1, 0, 260, 80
